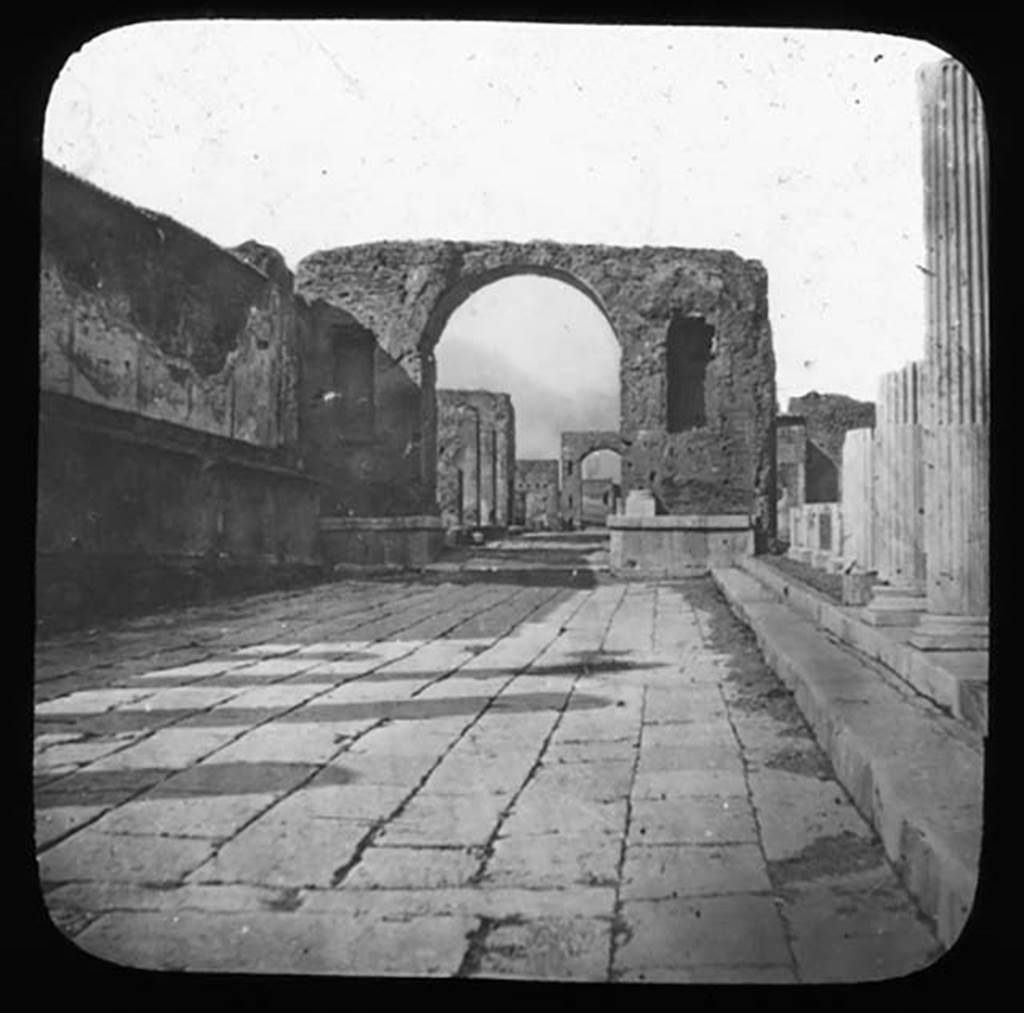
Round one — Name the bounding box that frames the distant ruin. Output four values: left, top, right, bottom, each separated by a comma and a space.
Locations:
436, 389, 515, 530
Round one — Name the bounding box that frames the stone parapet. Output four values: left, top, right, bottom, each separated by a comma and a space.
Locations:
318, 515, 444, 568
608, 514, 752, 577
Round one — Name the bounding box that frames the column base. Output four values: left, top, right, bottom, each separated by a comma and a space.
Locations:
863, 584, 927, 627
909, 613, 989, 652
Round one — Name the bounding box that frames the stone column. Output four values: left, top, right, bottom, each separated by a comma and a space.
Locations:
839, 427, 876, 573
909, 59, 989, 651
865, 362, 928, 625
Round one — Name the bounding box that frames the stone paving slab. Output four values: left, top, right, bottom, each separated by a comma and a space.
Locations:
472, 915, 613, 980
621, 843, 771, 900
615, 894, 792, 970
86, 793, 278, 840
343, 845, 482, 890
74, 908, 478, 975
484, 832, 622, 889
627, 795, 758, 846
40, 829, 216, 886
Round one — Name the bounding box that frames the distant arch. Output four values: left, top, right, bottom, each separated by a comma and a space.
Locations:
560, 430, 629, 529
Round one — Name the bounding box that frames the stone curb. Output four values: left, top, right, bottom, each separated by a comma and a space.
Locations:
737, 556, 987, 737
709, 564, 982, 950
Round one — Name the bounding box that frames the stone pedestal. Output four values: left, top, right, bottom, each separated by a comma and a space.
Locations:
608, 514, 752, 577
318, 515, 444, 568
625, 489, 656, 517
908, 59, 989, 652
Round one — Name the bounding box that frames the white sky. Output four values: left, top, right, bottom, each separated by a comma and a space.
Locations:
44, 20, 951, 453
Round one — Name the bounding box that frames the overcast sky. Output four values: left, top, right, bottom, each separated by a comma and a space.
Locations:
43, 20, 951, 458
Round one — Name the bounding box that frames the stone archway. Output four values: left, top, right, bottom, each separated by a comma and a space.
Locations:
560, 430, 628, 529
296, 240, 776, 544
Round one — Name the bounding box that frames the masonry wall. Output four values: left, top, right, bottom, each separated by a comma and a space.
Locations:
786, 392, 876, 502
296, 241, 775, 541
436, 389, 516, 528
37, 163, 324, 627
515, 460, 560, 530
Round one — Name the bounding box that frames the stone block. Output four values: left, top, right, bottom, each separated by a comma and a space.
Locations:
318, 516, 444, 568
615, 894, 790, 970
621, 843, 770, 900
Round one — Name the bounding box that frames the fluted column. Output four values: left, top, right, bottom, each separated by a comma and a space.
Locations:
865, 362, 927, 625
910, 59, 989, 651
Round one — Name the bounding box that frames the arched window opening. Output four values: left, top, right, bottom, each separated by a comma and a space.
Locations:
666, 314, 714, 432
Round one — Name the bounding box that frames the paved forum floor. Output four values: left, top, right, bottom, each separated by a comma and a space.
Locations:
34, 535, 943, 982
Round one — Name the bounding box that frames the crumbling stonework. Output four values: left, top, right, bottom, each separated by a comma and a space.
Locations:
786, 392, 875, 502
296, 240, 776, 540
514, 460, 560, 530
436, 389, 515, 529
40, 163, 300, 449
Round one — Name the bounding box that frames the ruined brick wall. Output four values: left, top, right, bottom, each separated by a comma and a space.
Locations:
786, 392, 876, 502
436, 389, 515, 528
296, 240, 775, 540
515, 460, 560, 530
37, 164, 323, 627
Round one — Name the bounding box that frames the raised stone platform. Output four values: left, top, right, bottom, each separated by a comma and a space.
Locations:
318, 515, 444, 569
608, 514, 753, 577
739, 555, 988, 736
710, 563, 983, 949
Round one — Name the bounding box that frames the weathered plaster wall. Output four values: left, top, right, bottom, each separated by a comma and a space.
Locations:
40, 163, 300, 449
515, 460, 560, 530
37, 164, 326, 627
436, 389, 516, 528
296, 240, 775, 539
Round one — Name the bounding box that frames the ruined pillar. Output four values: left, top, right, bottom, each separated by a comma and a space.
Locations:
909, 59, 989, 651
864, 362, 927, 624
839, 427, 876, 573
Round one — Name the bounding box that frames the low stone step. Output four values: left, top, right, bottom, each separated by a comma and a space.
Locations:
740, 556, 987, 737
710, 564, 983, 950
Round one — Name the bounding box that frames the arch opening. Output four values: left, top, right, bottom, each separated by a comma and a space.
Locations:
432, 273, 621, 532
580, 448, 623, 527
